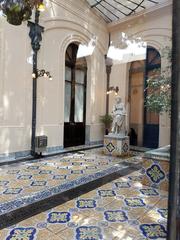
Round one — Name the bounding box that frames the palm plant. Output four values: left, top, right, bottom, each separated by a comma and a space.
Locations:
100, 114, 113, 135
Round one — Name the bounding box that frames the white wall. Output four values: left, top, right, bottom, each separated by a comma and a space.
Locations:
108, 2, 172, 147
0, 0, 108, 156
0, 1, 172, 156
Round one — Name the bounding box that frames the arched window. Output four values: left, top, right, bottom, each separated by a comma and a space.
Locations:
64, 43, 87, 147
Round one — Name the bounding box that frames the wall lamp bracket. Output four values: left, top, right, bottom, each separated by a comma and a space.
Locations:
107, 86, 119, 95
32, 69, 52, 80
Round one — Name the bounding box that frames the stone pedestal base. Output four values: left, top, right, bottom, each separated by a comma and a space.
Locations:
103, 135, 129, 156
141, 146, 170, 191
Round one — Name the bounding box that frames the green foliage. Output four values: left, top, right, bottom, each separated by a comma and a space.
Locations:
1, 0, 32, 25
99, 114, 113, 128
145, 46, 171, 115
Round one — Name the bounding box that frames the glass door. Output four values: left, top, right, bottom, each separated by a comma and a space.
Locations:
64, 43, 87, 147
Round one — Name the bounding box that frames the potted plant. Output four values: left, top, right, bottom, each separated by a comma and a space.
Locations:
0, 0, 43, 25
100, 114, 113, 135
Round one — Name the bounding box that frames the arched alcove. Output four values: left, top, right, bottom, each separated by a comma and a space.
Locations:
129, 46, 161, 148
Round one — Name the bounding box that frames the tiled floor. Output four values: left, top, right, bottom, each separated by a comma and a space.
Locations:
0, 169, 168, 239
0, 149, 134, 205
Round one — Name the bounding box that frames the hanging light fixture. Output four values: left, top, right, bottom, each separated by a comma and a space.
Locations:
0, 0, 45, 25
107, 86, 119, 95
37, 1, 45, 12
32, 69, 52, 80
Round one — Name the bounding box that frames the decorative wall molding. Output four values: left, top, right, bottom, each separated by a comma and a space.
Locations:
44, 20, 107, 55
44, 0, 107, 32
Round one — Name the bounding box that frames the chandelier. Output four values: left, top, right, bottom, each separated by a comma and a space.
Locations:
0, 0, 45, 25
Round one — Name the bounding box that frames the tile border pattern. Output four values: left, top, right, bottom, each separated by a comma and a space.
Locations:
0, 163, 129, 217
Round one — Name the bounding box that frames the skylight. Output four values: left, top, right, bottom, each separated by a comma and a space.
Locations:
86, 0, 170, 23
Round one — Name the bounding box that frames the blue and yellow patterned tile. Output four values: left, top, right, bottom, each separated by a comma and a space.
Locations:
3, 187, 23, 195
45, 211, 71, 234
31, 176, 50, 181
139, 223, 167, 239
0, 195, 17, 202
153, 197, 168, 209
103, 199, 125, 210
58, 218, 144, 240
98, 189, 116, 198
111, 226, 146, 240
55, 199, 76, 210
47, 180, 66, 187
78, 190, 97, 199
55, 169, 70, 175
96, 195, 116, 207
0, 180, 9, 187
142, 158, 154, 169
22, 186, 45, 195
31, 180, 47, 186
125, 196, 162, 220
146, 164, 166, 183
97, 182, 114, 190
36, 229, 64, 240
0, 186, 7, 193
159, 181, 169, 192
0, 226, 63, 240
0, 196, 7, 204
52, 174, 68, 181
115, 188, 141, 198
139, 207, 167, 227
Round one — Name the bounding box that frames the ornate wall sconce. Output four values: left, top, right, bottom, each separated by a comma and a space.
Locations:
32, 69, 52, 80
107, 86, 119, 95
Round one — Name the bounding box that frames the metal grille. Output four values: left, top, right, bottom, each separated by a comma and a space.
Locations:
86, 0, 168, 23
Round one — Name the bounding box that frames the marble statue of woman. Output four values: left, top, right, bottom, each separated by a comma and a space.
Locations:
111, 96, 126, 135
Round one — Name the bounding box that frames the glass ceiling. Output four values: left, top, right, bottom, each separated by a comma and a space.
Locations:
86, 0, 169, 23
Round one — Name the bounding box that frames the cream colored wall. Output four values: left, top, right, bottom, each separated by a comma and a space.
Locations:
0, 0, 108, 155
0, 20, 32, 154
108, 3, 172, 147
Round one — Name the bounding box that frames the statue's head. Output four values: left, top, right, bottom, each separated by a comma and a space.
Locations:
115, 96, 122, 104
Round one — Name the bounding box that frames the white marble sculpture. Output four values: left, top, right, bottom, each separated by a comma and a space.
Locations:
110, 96, 126, 136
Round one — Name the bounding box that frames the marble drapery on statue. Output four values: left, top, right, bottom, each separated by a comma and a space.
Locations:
103, 96, 129, 156
111, 96, 126, 136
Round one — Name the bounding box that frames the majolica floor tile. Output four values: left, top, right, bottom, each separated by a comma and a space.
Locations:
0, 148, 169, 240
0, 148, 128, 206
1, 226, 63, 240
153, 197, 168, 209
78, 190, 97, 199
139, 207, 167, 226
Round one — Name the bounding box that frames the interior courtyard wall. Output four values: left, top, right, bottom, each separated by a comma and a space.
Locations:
108, 3, 172, 147
0, 0, 108, 157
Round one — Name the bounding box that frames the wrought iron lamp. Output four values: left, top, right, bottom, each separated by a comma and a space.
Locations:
107, 86, 119, 95
27, 3, 45, 156
32, 69, 52, 80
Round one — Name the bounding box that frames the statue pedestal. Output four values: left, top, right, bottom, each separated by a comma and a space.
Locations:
103, 134, 129, 156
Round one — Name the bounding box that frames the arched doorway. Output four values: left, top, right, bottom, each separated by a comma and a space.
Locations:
143, 47, 161, 148
64, 43, 87, 147
129, 46, 161, 148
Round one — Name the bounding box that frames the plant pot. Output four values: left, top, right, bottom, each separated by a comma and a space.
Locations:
105, 128, 109, 135
2, 0, 32, 25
